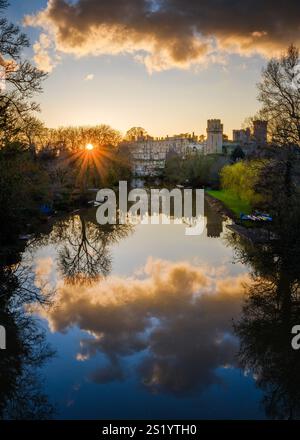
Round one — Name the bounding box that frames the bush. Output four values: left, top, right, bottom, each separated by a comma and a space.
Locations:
164, 153, 227, 187
0, 144, 50, 244
220, 160, 265, 205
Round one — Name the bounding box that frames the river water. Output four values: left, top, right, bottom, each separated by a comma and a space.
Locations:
3, 199, 291, 419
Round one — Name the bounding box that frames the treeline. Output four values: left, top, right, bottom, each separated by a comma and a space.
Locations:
6, 123, 122, 154
0, 133, 132, 246
0, 2, 132, 247
0, 1, 46, 246
218, 45, 300, 220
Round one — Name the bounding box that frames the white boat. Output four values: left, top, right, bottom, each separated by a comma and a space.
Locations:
19, 234, 33, 241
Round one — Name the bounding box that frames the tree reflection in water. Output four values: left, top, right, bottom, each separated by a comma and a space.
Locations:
7, 200, 300, 418
0, 250, 55, 419
0, 209, 132, 419
228, 204, 300, 419
33, 209, 133, 285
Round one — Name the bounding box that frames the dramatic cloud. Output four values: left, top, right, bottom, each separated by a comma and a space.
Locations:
31, 257, 249, 394
24, 0, 300, 72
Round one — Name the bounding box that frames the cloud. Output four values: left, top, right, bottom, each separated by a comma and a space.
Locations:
24, 0, 300, 73
33, 256, 57, 296
32, 33, 53, 72
0, 55, 13, 91
31, 32, 60, 72
0, 55, 19, 91
31, 257, 249, 394
84, 73, 94, 81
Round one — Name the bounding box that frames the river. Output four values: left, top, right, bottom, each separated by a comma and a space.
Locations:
1, 198, 299, 419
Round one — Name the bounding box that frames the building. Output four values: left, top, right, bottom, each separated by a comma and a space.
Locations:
232, 128, 251, 145
130, 136, 203, 176
206, 119, 223, 154
253, 120, 267, 145
229, 120, 268, 156
129, 117, 268, 176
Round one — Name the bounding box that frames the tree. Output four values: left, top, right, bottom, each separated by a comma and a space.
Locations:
253, 149, 300, 221
30, 211, 133, 284
230, 204, 300, 419
40, 124, 122, 152
220, 160, 265, 205
0, 245, 55, 419
17, 115, 45, 155
164, 154, 223, 187
0, 0, 46, 146
105, 143, 132, 186
0, 146, 50, 245
125, 127, 148, 141
184, 154, 215, 187
164, 153, 186, 184
246, 46, 300, 217
257, 44, 300, 146
231, 146, 245, 162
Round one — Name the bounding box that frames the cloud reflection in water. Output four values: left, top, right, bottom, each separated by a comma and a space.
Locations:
31, 257, 249, 395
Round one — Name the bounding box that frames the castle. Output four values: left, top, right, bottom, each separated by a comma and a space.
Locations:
205, 119, 223, 154
129, 119, 267, 176
129, 135, 203, 177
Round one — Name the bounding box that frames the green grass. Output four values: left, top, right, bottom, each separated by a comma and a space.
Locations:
206, 189, 251, 217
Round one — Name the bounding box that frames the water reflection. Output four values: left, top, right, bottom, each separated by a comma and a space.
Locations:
229, 208, 300, 419
205, 200, 223, 238
30, 209, 133, 284
3, 197, 287, 419
31, 256, 248, 395
0, 248, 55, 419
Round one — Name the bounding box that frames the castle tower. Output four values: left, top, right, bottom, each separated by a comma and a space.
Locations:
206, 119, 223, 154
253, 120, 267, 145
233, 128, 251, 145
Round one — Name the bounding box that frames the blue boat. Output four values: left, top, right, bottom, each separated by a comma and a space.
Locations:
240, 211, 272, 222
39, 204, 54, 215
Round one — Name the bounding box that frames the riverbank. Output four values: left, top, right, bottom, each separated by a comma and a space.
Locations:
205, 191, 274, 244
206, 190, 251, 217
205, 192, 237, 221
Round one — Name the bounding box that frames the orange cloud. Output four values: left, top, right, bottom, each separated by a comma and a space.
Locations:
24, 0, 300, 72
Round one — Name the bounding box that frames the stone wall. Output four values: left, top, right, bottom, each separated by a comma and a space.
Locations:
130, 137, 202, 176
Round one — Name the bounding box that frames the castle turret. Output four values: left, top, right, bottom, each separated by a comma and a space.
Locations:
206, 119, 223, 154
253, 120, 267, 145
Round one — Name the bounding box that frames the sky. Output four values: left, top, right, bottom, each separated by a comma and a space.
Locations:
6, 0, 298, 138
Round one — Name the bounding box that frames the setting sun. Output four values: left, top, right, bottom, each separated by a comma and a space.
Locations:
86, 143, 94, 151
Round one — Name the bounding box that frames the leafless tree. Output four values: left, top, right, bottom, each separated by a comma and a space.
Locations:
258, 44, 300, 146
0, 1, 47, 144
